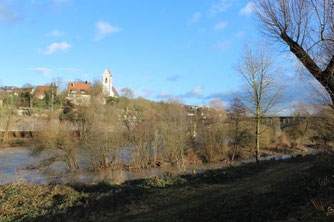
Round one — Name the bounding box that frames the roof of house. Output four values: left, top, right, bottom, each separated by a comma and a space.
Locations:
1, 86, 17, 91
13, 87, 34, 94
67, 82, 91, 94
36, 85, 58, 97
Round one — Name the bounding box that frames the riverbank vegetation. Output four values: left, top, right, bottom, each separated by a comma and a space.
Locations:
1, 84, 334, 173
1, 153, 334, 221
30, 94, 334, 173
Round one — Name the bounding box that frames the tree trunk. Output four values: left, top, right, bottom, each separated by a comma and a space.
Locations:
4, 115, 11, 144
102, 146, 109, 168
103, 153, 109, 168
231, 117, 240, 162
280, 32, 334, 106
255, 114, 260, 162
231, 144, 237, 162
71, 156, 79, 171
29, 95, 33, 108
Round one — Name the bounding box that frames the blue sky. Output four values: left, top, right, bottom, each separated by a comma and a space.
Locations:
0, 0, 311, 107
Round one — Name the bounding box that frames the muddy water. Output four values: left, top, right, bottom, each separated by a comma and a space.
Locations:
0, 147, 317, 185
0, 147, 224, 185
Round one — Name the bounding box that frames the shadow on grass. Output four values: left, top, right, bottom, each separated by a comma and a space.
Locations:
18, 154, 334, 222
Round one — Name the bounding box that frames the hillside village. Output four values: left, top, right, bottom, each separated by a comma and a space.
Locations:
0, 66, 308, 145
0, 69, 119, 108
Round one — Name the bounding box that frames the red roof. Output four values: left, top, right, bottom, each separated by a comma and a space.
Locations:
36, 85, 58, 97
67, 82, 91, 94
13, 88, 34, 94
112, 87, 119, 97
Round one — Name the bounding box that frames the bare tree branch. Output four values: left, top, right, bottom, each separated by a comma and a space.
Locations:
236, 44, 283, 162
255, 0, 334, 106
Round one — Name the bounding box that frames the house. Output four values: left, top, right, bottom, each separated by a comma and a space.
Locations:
35, 85, 58, 99
0, 86, 35, 96
13, 87, 35, 96
66, 69, 119, 105
66, 81, 92, 105
0, 86, 17, 95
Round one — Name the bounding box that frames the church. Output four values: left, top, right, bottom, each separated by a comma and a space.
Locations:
102, 69, 119, 97
66, 69, 118, 105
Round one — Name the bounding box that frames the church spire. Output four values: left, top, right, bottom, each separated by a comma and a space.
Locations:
102, 68, 114, 97
103, 68, 112, 77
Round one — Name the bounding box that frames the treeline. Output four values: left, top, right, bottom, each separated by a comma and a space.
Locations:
31, 92, 334, 172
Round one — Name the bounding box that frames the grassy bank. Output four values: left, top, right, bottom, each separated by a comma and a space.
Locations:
1, 154, 334, 221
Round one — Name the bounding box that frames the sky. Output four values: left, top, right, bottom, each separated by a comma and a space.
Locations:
0, 0, 314, 108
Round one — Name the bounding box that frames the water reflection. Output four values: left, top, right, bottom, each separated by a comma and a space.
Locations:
0, 147, 317, 185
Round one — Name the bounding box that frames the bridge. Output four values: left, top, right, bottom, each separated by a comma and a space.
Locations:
262, 116, 307, 129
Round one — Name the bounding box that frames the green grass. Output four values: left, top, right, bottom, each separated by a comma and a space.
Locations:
1, 154, 334, 221
0, 184, 85, 222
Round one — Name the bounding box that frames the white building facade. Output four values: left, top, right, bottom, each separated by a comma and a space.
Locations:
102, 69, 115, 97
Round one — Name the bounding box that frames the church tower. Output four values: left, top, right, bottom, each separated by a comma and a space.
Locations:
102, 69, 114, 97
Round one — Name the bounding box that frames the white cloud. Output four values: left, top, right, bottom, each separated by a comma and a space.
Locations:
214, 21, 228, 31
44, 41, 71, 55
192, 87, 203, 96
27, 67, 53, 77
0, 3, 18, 23
210, 0, 235, 15
134, 88, 154, 98
236, 31, 245, 37
239, 2, 255, 15
167, 75, 180, 82
157, 90, 171, 99
94, 21, 120, 40
45, 29, 63, 37
213, 41, 231, 50
187, 11, 201, 25
183, 86, 203, 98
206, 90, 237, 103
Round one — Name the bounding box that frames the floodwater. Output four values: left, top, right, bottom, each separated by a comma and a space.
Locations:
0, 147, 221, 185
0, 147, 318, 185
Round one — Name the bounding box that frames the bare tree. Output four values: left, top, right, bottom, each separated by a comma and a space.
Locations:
236, 45, 283, 162
120, 88, 134, 99
160, 102, 189, 170
0, 95, 14, 145
79, 101, 122, 170
34, 119, 80, 172
52, 77, 66, 92
196, 104, 227, 163
255, 0, 334, 107
120, 98, 160, 169
285, 102, 312, 147
228, 96, 252, 162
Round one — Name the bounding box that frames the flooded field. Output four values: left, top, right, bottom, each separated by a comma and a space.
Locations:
0, 147, 220, 184
0, 147, 317, 185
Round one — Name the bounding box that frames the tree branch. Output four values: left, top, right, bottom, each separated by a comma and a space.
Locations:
280, 32, 322, 78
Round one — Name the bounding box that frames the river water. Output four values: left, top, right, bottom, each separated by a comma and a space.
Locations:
0, 147, 318, 185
